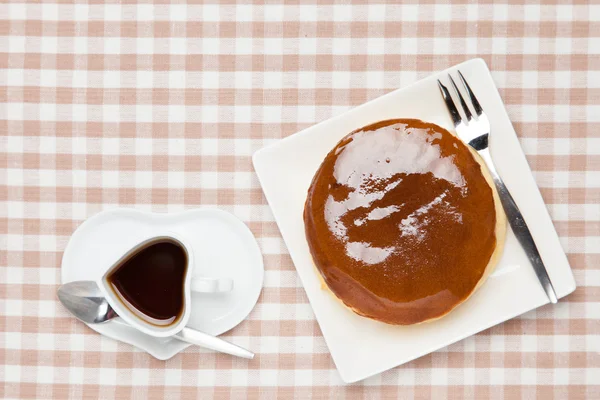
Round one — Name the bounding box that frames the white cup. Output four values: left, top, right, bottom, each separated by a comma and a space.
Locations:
98, 232, 233, 338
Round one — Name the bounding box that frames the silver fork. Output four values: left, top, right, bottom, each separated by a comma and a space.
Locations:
438, 71, 558, 304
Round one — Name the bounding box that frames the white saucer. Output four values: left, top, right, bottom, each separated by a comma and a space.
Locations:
61, 207, 264, 360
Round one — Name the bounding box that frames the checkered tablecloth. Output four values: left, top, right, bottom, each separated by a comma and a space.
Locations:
1, 1, 599, 398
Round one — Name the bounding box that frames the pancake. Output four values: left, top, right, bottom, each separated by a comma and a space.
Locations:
304, 119, 506, 325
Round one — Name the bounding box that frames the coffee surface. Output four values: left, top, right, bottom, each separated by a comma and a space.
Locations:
304, 119, 497, 325
108, 240, 187, 326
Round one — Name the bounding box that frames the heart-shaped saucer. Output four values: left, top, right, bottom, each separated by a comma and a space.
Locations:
61, 208, 264, 360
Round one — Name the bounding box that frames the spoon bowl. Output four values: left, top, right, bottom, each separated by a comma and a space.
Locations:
57, 280, 118, 324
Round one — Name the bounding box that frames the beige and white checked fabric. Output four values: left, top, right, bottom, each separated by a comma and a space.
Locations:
1, 1, 599, 399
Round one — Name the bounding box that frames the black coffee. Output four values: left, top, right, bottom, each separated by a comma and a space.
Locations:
108, 240, 187, 326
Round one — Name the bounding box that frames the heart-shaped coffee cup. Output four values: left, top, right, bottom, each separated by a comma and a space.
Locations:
98, 231, 233, 338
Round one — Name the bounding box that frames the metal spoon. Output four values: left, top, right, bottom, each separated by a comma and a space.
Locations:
57, 280, 254, 359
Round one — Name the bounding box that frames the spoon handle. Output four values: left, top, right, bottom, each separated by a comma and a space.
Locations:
176, 328, 254, 359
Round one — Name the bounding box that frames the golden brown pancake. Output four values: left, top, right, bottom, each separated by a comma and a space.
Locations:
304, 119, 506, 325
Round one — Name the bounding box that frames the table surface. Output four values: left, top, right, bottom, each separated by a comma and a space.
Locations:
1, 1, 599, 399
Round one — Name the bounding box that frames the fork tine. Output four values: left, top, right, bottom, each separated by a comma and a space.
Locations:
457, 70, 483, 116
437, 80, 462, 128
448, 74, 473, 122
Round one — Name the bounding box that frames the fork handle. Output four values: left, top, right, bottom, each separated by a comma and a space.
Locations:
479, 149, 558, 303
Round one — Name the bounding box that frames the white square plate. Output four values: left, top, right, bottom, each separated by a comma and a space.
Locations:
252, 58, 576, 383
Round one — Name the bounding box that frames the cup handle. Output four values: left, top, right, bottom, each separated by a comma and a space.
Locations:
190, 277, 233, 293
